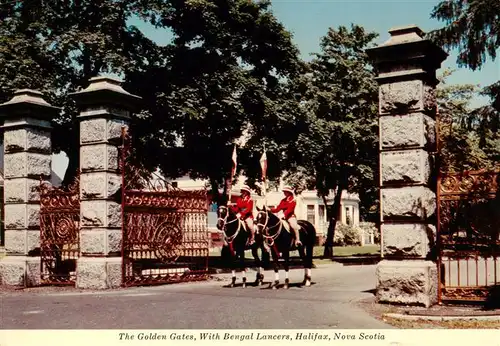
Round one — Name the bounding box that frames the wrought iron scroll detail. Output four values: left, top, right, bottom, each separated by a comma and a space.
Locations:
120, 128, 210, 287
39, 175, 80, 285
437, 170, 500, 303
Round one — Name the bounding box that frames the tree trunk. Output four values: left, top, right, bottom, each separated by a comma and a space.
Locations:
62, 144, 79, 187
322, 185, 344, 258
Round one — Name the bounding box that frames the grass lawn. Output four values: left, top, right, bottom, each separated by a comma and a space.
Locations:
210, 245, 380, 259
383, 317, 500, 329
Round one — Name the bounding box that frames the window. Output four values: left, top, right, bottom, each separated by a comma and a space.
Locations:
319, 205, 325, 221
307, 205, 315, 224
345, 206, 352, 225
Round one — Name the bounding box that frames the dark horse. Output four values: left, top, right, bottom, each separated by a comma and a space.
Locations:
255, 206, 316, 289
216, 205, 269, 288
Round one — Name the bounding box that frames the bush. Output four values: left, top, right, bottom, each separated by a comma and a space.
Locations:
333, 222, 362, 246
359, 222, 380, 244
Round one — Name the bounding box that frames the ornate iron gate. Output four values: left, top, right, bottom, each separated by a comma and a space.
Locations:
39, 176, 80, 285
120, 129, 210, 287
437, 170, 500, 303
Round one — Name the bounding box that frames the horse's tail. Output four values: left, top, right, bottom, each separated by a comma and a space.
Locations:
298, 220, 316, 269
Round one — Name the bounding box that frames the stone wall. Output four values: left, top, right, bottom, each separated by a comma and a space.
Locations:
366, 25, 447, 307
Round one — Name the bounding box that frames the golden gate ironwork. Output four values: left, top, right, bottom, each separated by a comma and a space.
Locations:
437, 170, 500, 303
39, 176, 80, 285
120, 129, 210, 287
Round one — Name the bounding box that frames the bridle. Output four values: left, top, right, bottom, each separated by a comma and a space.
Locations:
255, 210, 282, 246
217, 206, 243, 245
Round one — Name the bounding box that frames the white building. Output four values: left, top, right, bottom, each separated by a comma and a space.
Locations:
171, 175, 361, 237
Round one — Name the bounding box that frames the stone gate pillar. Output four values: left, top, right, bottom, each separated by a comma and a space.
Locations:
366, 26, 447, 307
0, 90, 59, 286
70, 77, 141, 289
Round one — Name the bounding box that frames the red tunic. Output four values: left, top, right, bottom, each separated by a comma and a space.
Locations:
230, 196, 254, 220
271, 196, 296, 220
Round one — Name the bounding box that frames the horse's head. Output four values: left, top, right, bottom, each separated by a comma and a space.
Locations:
216, 205, 229, 230
255, 205, 270, 232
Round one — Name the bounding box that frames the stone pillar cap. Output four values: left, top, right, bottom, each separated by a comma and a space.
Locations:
0, 89, 60, 119
69, 75, 142, 110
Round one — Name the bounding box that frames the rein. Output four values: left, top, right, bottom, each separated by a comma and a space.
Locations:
256, 211, 283, 248
217, 206, 243, 256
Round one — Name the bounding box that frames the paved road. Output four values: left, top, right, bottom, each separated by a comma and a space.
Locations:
0, 263, 391, 329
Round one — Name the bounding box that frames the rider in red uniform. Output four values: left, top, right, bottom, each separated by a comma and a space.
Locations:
230, 185, 256, 244
271, 186, 302, 246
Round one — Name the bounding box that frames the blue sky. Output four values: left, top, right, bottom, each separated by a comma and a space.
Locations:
132, 0, 499, 107
48, 0, 499, 179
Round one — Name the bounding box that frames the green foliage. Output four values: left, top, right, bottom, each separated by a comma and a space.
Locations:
429, 0, 500, 71
437, 69, 500, 173
273, 24, 379, 255
333, 223, 361, 246
0, 0, 303, 199
429, 0, 500, 146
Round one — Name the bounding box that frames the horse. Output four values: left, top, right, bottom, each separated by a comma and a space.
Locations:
216, 205, 269, 288
254, 206, 316, 289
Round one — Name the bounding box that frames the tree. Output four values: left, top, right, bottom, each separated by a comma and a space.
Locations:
437, 69, 500, 172
429, 0, 500, 132
279, 25, 380, 258
124, 0, 304, 204
0, 0, 167, 185
0, 0, 303, 200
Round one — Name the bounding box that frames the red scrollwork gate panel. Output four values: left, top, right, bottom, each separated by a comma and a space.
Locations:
39, 176, 80, 285
120, 129, 210, 287
437, 170, 500, 303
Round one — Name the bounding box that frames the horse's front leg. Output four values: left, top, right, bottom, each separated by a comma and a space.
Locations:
251, 243, 264, 286
238, 249, 247, 288
229, 246, 237, 288
283, 250, 290, 289
269, 246, 280, 290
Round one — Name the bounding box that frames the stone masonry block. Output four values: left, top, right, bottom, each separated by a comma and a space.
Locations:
81, 200, 107, 227
107, 145, 119, 170
106, 257, 123, 288
0, 258, 25, 285
382, 186, 436, 220
26, 257, 41, 287
107, 202, 122, 228
27, 204, 40, 228
107, 119, 127, 142
3, 128, 49, 152
382, 224, 436, 258
27, 229, 40, 254
380, 80, 436, 115
81, 173, 107, 199
4, 152, 51, 178
108, 229, 122, 254
81, 144, 119, 171
4, 230, 26, 254
107, 174, 121, 198
80, 229, 106, 255
380, 113, 436, 150
4, 129, 27, 152
76, 258, 107, 289
381, 149, 431, 185
81, 145, 106, 171
81, 172, 122, 199
4, 204, 27, 229
80, 118, 107, 144
4, 178, 43, 203
376, 260, 438, 307
380, 80, 422, 114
